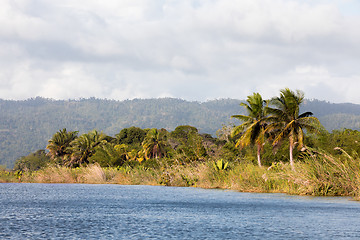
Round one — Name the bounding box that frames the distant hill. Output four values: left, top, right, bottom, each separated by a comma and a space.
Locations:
1, 97, 360, 168
301, 99, 360, 130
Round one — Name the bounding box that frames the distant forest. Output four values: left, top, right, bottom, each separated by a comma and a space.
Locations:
1, 97, 360, 168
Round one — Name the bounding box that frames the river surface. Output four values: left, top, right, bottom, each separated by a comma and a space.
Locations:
1, 183, 360, 239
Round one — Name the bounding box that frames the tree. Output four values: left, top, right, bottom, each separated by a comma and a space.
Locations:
170, 125, 198, 141
231, 93, 268, 167
89, 142, 129, 167
266, 88, 321, 170
68, 130, 107, 167
14, 150, 50, 171
142, 128, 168, 159
170, 125, 207, 162
46, 128, 78, 163
316, 129, 360, 156
216, 124, 236, 142
115, 127, 147, 146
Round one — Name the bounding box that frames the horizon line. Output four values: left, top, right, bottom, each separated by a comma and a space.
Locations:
0, 96, 357, 105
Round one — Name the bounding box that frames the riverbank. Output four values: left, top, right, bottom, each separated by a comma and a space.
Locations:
2, 148, 360, 200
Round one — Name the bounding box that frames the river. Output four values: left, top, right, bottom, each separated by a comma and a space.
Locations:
1, 183, 360, 239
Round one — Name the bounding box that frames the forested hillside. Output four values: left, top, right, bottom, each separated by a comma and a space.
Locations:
1, 97, 360, 168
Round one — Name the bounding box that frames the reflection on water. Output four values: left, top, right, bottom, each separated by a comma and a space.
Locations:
1, 183, 360, 239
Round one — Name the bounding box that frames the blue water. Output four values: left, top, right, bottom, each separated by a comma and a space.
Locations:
1, 184, 360, 239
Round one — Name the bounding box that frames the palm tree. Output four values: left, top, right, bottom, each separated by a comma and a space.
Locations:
266, 88, 321, 170
142, 128, 168, 159
68, 130, 107, 167
231, 93, 268, 167
46, 128, 78, 162
89, 142, 129, 167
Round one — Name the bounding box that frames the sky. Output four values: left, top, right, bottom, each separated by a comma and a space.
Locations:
0, 0, 359, 103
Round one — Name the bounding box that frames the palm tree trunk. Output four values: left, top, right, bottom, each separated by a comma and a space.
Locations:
257, 144, 262, 167
289, 143, 295, 171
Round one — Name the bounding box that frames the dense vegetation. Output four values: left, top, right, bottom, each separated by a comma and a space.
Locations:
1, 96, 360, 168
2, 89, 360, 199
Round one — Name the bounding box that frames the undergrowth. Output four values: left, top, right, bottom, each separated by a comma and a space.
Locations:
2, 149, 360, 200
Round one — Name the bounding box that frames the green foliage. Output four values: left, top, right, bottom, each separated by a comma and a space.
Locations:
142, 128, 169, 159
141, 158, 161, 170
267, 89, 313, 147
187, 133, 208, 159
116, 126, 146, 148
1, 97, 360, 168
13, 150, 50, 171
170, 125, 207, 162
4, 143, 360, 200
3, 89, 360, 202
213, 159, 229, 171
67, 130, 107, 167
158, 171, 174, 186
0, 167, 19, 183
2, 90, 360, 199
220, 141, 241, 161
261, 141, 292, 165
266, 88, 321, 169
89, 143, 128, 167
326, 129, 360, 156
180, 174, 198, 187
231, 93, 268, 166
46, 128, 78, 163
280, 147, 360, 196
170, 125, 198, 140
216, 124, 236, 142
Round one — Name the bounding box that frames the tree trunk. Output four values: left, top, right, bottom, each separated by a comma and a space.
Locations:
257, 144, 262, 167
289, 143, 295, 171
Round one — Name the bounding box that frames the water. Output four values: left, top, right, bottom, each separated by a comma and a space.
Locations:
1, 183, 360, 239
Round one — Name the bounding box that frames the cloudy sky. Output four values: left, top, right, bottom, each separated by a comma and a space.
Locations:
0, 0, 359, 103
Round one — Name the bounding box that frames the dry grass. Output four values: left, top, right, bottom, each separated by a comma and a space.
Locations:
4, 150, 360, 200
26, 166, 77, 183
278, 148, 360, 197
82, 164, 106, 184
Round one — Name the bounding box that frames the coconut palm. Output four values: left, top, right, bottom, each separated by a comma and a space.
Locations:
231, 93, 268, 167
68, 130, 107, 167
46, 128, 78, 162
266, 88, 321, 170
89, 142, 129, 167
142, 128, 168, 159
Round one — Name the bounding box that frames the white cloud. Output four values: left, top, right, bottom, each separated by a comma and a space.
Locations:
0, 0, 359, 103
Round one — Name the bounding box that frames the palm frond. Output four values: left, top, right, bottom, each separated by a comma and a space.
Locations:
231, 114, 253, 122
298, 111, 313, 118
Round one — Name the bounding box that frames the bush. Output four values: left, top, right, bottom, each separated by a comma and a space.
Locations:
13, 150, 50, 171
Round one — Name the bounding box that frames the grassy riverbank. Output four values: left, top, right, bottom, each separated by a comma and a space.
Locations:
2, 148, 360, 200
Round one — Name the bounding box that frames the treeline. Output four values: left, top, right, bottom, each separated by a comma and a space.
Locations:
4, 89, 360, 199
14, 126, 220, 171
0, 97, 240, 168
13, 125, 360, 173
2, 96, 360, 168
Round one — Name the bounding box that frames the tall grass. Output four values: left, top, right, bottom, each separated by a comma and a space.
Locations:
278, 148, 360, 197
0, 166, 20, 183
24, 165, 78, 183
3, 150, 360, 200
